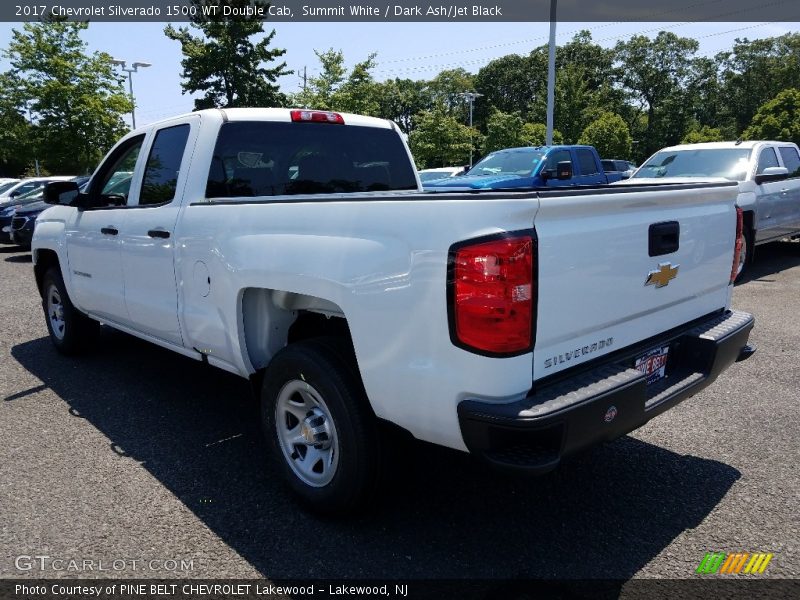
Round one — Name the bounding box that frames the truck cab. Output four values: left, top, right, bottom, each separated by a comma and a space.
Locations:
423, 145, 622, 191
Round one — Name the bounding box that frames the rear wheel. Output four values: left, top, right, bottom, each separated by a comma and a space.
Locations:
735, 227, 754, 282
42, 267, 99, 354
261, 338, 381, 515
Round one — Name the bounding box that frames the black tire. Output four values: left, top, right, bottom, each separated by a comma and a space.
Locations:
261, 337, 381, 515
41, 267, 99, 355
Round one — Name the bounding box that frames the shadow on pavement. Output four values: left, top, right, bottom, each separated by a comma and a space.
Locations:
5, 253, 32, 263
12, 332, 740, 584
738, 240, 800, 284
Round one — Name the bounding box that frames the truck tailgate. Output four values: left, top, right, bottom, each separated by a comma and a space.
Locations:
532, 183, 738, 381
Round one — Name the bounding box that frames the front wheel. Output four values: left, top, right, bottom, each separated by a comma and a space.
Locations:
41, 267, 99, 354
261, 338, 381, 515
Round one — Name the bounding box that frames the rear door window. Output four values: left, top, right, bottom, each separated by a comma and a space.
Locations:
140, 124, 191, 206
778, 147, 800, 178
576, 149, 600, 176
206, 121, 418, 198
756, 147, 780, 174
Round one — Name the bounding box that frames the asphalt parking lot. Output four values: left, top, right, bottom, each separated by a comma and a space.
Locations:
1, 242, 798, 586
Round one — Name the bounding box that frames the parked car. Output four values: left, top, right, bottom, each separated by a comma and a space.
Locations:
33, 108, 753, 514
424, 145, 624, 191
601, 159, 637, 179
625, 141, 800, 278
9, 200, 48, 248
1, 177, 89, 244
418, 166, 466, 182
0, 179, 21, 194
0, 176, 75, 204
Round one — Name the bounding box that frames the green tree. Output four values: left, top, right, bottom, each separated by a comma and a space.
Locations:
408, 108, 477, 169
482, 109, 562, 153
474, 53, 545, 126
521, 123, 563, 146
681, 125, 725, 144
292, 49, 382, 116
718, 33, 800, 133
0, 73, 33, 176
615, 32, 699, 156
744, 88, 800, 145
578, 112, 633, 159
375, 78, 429, 134
3, 20, 132, 174
165, 0, 290, 109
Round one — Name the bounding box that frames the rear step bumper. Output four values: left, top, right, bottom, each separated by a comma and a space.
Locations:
458, 310, 755, 473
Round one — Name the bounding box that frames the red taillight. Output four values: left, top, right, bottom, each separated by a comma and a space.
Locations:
449, 233, 536, 356
290, 109, 345, 124
730, 206, 744, 284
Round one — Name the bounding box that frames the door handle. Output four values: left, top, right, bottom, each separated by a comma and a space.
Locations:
100, 227, 118, 236
147, 229, 171, 239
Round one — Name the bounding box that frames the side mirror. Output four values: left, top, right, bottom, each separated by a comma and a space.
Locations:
754, 166, 789, 185
556, 161, 573, 180
44, 181, 80, 205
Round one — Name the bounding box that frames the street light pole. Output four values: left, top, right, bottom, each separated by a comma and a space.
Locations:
111, 59, 152, 130
460, 91, 484, 167
546, 0, 557, 146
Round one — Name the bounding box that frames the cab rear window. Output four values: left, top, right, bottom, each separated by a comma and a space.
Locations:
206, 121, 418, 198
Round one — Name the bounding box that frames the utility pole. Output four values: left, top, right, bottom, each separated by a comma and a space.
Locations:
459, 91, 483, 167
111, 59, 152, 130
26, 104, 40, 176
546, 0, 557, 145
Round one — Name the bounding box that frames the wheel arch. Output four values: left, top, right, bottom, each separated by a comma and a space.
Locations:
240, 287, 354, 375
33, 248, 61, 297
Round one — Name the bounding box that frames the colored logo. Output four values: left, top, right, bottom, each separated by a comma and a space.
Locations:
696, 552, 774, 575
604, 406, 618, 423
645, 263, 679, 288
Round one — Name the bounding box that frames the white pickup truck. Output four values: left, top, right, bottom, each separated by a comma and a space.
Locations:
629, 141, 800, 278
33, 109, 755, 514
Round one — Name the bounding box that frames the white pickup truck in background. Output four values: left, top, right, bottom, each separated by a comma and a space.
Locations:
628, 140, 800, 278
32, 108, 754, 514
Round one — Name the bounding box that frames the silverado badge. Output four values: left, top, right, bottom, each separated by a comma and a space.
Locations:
645, 263, 679, 288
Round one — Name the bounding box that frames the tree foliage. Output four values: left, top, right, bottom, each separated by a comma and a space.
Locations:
483, 109, 562, 153
578, 112, 632, 158
614, 32, 699, 156
165, 0, 290, 109
292, 49, 381, 115
744, 88, 800, 145
408, 108, 477, 169
682, 125, 725, 144
2, 20, 132, 174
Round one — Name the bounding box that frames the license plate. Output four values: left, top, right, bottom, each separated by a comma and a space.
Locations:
635, 345, 669, 385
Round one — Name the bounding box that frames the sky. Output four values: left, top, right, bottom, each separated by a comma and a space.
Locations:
0, 20, 797, 127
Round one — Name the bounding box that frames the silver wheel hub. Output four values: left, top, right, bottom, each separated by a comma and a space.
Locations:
47, 284, 66, 341
275, 380, 339, 487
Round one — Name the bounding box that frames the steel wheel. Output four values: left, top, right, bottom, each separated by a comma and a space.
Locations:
275, 379, 339, 487
736, 233, 748, 278
46, 284, 66, 341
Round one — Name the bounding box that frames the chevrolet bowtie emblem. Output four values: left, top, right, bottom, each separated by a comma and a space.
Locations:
645, 263, 679, 288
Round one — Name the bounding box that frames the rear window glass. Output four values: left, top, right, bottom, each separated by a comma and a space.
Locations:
206, 121, 418, 198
